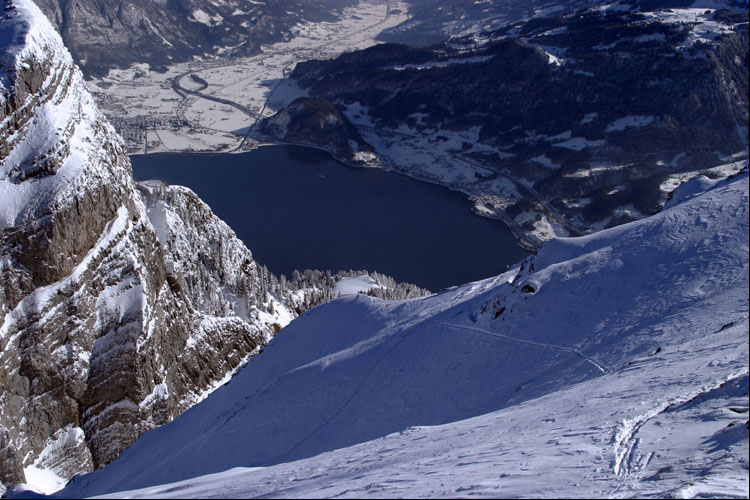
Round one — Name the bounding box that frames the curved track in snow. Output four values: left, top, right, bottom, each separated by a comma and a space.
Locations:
442, 322, 608, 374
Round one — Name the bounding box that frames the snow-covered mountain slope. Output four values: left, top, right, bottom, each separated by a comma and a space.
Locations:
380, 0, 750, 47
0, 0, 298, 493
55, 170, 749, 498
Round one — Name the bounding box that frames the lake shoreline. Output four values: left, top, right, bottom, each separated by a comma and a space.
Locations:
131, 139, 542, 252
131, 146, 530, 291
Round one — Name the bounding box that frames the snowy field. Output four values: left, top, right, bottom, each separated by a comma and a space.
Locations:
332, 275, 380, 297
85, 0, 409, 154
42, 172, 748, 499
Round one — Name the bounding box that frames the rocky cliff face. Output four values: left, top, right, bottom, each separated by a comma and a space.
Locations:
32, 0, 356, 78
0, 0, 297, 492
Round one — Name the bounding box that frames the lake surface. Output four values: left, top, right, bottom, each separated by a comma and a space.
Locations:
130, 146, 528, 291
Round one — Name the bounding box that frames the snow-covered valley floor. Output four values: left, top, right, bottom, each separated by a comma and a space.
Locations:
41, 172, 748, 499
85, 0, 409, 154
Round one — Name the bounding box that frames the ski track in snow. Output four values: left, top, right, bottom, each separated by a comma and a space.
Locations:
443, 322, 608, 374
273, 328, 413, 465
612, 369, 750, 480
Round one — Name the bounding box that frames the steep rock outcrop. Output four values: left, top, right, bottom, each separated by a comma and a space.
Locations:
0, 0, 294, 491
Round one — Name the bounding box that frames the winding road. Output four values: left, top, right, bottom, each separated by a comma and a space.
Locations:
172, 70, 262, 120
168, 0, 394, 151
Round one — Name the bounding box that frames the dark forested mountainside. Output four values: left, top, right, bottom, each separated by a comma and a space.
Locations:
377, 0, 595, 46
278, 2, 748, 244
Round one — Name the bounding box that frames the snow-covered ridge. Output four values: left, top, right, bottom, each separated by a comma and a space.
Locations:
1, 0, 131, 229
0, 0, 65, 93
56, 171, 749, 498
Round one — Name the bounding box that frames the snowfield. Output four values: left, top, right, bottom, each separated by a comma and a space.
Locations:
42, 171, 748, 499
332, 275, 380, 297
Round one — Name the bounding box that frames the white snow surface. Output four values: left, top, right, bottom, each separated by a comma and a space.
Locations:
332, 275, 379, 297
52, 173, 749, 499
605, 115, 656, 132
552, 136, 606, 151
391, 55, 494, 71
21, 426, 86, 494
641, 6, 738, 49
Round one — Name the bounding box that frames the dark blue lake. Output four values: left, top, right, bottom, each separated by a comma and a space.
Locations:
130, 146, 528, 291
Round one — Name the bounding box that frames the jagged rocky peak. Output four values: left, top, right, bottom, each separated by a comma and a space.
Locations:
1, 0, 132, 289
135, 179, 294, 329
0, 0, 294, 493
